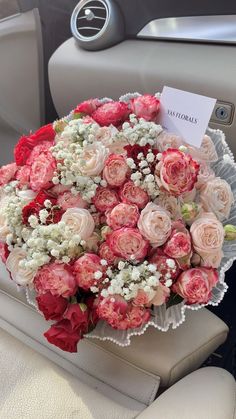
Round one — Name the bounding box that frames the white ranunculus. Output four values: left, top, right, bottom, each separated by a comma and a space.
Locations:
6, 248, 36, 286
61, 208, 95, 240
78, 142, 108, 176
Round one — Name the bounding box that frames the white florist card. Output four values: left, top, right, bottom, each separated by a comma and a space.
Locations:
159, 86, 216, 148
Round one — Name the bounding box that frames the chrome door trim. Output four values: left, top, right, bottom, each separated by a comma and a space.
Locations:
138, 15, 236, 44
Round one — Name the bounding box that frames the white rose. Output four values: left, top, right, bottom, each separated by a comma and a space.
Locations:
17, 189, 37, 204
200, 177, 234, 221
0, 196, 11, 242
78, 142, 108, 176
6, 248, 36, 286
61, 208, 95, 239
137, 202, 172, 247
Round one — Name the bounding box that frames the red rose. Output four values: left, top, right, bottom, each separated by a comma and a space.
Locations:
14, 124, 55, 166
107, 227, 149, 261
64, 304, 88, 331
103, 154, 129, 187
22, 191, 58, 225
93, 187, 119, 213
22, 201, 39, 224
130, 94, 160, 121
74, 98, 101, 115
155, 149, 200, 196
0, 242, 10, 264
92, 101, 130, 127
124, 144, 150, 164
44, 320, 82, 353
36, 292, 68, 321
119, 181, 149, 209
172, 267, 219, 305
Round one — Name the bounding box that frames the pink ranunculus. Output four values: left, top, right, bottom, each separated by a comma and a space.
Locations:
130, 94, 160, 121
150, 283, 171, 306
99, 242, 120, 265
172, 267, 219, 305
57, 191, 87, 211
137, 203, 172, 247
16, 165, 31, 188
107, 227, 149, 261
73, 253, 105, 291
155, 149, 199, 196
103, 154, 129, 187
74, 98, 101, 115
29, 150, 56, 191
34, 262, 77, 298
200, 177, 234, 221
93, 186, 119, 213
119, 181, 149, 209
190, 212, 225, 268
149, 249, 180, 281
92, 101, 130, 127
0, 163, 17, 186
106, 203, 139, 230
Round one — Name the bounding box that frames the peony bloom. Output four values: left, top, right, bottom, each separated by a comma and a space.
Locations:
106, 203, 139, 230
0, 163, 17, 186
29, 149, 56, 191
34, 262, 77, 298
155, 149, 199, 196
103, 154, 129, 187
61, 208, 95, 240
74, 98, 101, 115
137, 203, 171, 247
93, 186, 119, 213
57, 191, 87, 211
14, 124, 55, 166
172, 267, 219, 305
190, 212, 225, 268
73, 253, 105, 291
77, 142, 108, 176
107, 227, 149, 261
6, 248, 37, 286
92, 101, 130, 127
36, 292, 68, 321
119, 181, 149, 209
130, 94, 160, 121
200, 177, 234, 221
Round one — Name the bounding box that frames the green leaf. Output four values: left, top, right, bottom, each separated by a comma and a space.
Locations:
166, 292, 184, 309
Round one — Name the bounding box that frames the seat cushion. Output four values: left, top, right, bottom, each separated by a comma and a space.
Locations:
0, 328, 139, 419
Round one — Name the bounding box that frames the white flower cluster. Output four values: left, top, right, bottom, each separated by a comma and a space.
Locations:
126, 151, 160, 199
100, 261, 161, 301
120, 114, 163, 146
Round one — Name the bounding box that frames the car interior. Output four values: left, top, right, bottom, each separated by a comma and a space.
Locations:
0, 0, 236, 417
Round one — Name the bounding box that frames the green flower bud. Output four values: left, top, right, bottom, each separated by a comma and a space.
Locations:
224, 225, 236, 241
181, 202, 200, 222
54, 119, 67, 133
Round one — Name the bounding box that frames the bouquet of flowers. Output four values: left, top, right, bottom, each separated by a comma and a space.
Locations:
0, 93, 236, 353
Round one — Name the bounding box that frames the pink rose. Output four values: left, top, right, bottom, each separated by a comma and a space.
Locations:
16, 165, 31, 188
154, 193, 181, 220
164, 223, 192, 259
61, 208, 95, 240
106, 203, 139, 230
155, 149, 199, 196
156, 132, 182, 152
190, 213, 225, 268
57, 191, 87, 211
29, 150, 56, 191
195, 163, 215, 190
137, 203, 171, 247
130, 94, 160, 121
200, 178, 234, 221
103, 154, 129, 187
150, 283, 171, 306
74, 98, 101, 115
93, 187, 119, 213
119, 181, 149, 209
149, 249, 180, 281
172, 267, 219, 305
107, 227, 149, 261
77, 142, 108, 176
92, 101, 130, 127
73, 253, 104, 291
0, 163, 17, 186
187, 135, 218, 163
133, 289, 152, 306
34, 262, 77, 298
99, 242, 120, 265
